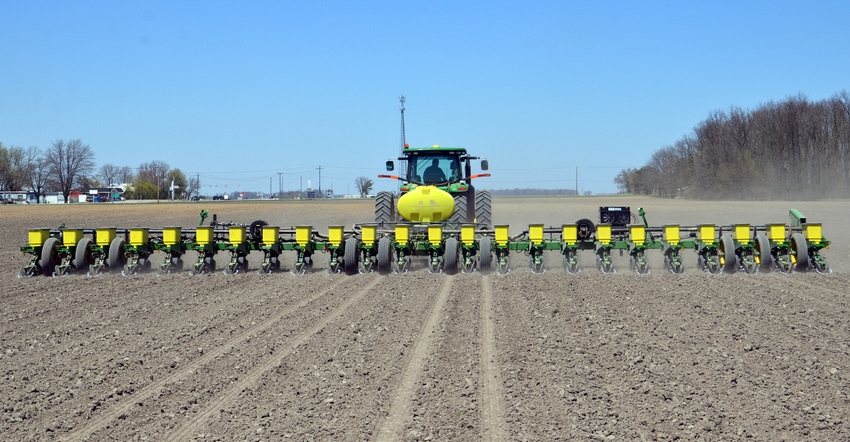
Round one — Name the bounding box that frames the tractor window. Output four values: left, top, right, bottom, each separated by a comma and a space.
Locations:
409, 155, 461, 185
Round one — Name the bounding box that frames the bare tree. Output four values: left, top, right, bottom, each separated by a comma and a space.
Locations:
354, 176, 374, 197
26, 148, 50, 203
117, 165, 134, 184
0, 143, 31, 192
184, 174, 200, 199
99, 163, 122, 187
8, 146, 27, 190
614, 168, 634, 193
0, 142, 9, 193
354, 176, 375, 198
46, 139, 96, 203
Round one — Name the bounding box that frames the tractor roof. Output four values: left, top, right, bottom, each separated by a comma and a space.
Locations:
403, 145, 467, 154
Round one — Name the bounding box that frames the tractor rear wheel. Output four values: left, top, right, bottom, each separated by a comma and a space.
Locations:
74, 237, 93, 271
450, 193, 468, 227
443, 237, 459, 274
719, 234, 736, 273
40, 237, 60, 275
375, 191, 395, 224
343, 237, 359, 275
475, 190, 492, 227
791, 232, 809, 272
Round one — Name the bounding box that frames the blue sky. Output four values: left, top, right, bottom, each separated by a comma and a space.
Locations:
2, 1, 848, 195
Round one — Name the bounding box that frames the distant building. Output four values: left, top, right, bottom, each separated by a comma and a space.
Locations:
80, 187, 125, 202
1, 191, 34, 204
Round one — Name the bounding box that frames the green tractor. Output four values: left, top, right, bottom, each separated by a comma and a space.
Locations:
377, 144, 492, 227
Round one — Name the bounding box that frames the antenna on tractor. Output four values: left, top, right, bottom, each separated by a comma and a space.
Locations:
399, 94, 407, 178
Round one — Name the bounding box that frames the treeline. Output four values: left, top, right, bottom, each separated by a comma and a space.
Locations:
616, 90, 850, 199
487, 188, 578, 197
0, 139, 197, 202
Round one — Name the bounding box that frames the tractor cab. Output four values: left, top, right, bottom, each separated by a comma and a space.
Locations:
385, 145, 488, 190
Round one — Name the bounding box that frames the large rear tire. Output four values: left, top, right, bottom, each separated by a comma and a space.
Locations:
719, 234, 736, 273
74, 237, 94, 271
450, 193, 468, 227
443, 237, 458, 274
343, 237, 359, 275
791, 232, 809, 272
474, 190, 492, 227
40, 237, 60, 275
375, 191, 395, 224
108, 237, 126, 271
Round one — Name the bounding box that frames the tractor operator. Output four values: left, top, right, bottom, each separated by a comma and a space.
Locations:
424, 159, 447, 184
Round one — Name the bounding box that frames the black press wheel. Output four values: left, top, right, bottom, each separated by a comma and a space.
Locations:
443, 237, 459, 274
237, 255, 248, 273
377, 236, 392, 273
108, 237, 127, 271
203, 256, 216, 273
344, 237, 359, 275
791, 232, 809, 272
719, 234, 736, 273
74, 237, 94, 271
171, 256, 184, 272
754, 232, 772, 273
40, 237, 60, 276
478, 236, 492, 270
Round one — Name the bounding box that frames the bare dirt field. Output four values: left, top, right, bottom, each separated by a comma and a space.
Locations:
1, 196, 849, 441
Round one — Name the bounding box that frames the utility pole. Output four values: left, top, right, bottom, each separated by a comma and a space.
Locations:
277, 173, 283, 200
317, 166, 322, 198
575, 167, 579, 196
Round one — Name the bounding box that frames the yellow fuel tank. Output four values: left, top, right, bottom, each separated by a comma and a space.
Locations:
397, 186, 455, 223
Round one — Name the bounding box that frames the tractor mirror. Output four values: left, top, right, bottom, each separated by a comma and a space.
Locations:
481, 159, 489, 171
385, 160, 395, 171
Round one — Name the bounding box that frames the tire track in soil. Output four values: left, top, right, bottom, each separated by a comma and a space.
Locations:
2, 273, 304, 434
165, 275, 383, 442
479, 274, 507, 441
61, 277, 348, 442
373, 277, 453, 442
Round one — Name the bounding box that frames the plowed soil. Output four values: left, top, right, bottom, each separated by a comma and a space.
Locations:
1, 196, 849, 441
